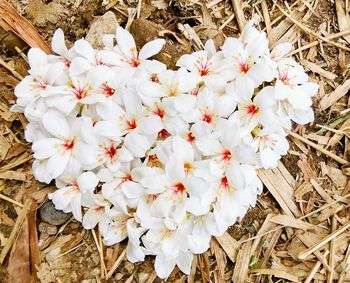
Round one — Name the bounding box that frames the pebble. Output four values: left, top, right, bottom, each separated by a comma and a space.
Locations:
137, 272, 149, 283
91, 268, 100, 277
38, 222, 58, 235
115, 273, 123, 280
86, 11, 119, 49
125, 262, 134, 273
39, 201, 72, 226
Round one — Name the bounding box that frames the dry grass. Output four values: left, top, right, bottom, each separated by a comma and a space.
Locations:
0, 0, 350, 282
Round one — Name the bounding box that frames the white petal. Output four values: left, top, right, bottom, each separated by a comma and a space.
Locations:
176, 251, 193, 275
32, 138, 62, 159
82, 209, 100, 229
42, 110, 70, 138
139, 39, 166, 60
124, 132, 151, 158
52, 28, 68, 56
116, 27, 136, 59
70, 57, 92, 76
74, 39, 95, 62
137, 115, 163, 135
46, 151, 70, 178
77, 171, 99, 193
155, 254, 176, 279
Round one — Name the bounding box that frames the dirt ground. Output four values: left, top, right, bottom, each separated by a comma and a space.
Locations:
0, 0, 350, 282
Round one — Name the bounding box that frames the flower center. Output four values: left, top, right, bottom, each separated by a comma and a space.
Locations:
38, 80, 48, 90
158, 129, 171, 140
147, 154, 163, 168
220, 176, 229, 189
63, 138, 75, 150
72, 181, 79, 191
131, 59, 140, 67
202, 112, 213, 123
95, 205, 105, 212
279, 73, 289, 85
122, 174, 132, 182
161, 229, 174, 240
64, 59, 71, 68
73, 86, 88, 100
246, 104, 259, 116
199, 64, 210, 76
105, 144, 117, 159
150, 74, 160, 83
127, 119, 137, 130
184, 161, 193, 173
173, 182, 186, 194
187, 132, 196, 143
102, 84, 115, 96
154, 106, 165, 119
239, 63, 250, 74
221, 149, 231, 162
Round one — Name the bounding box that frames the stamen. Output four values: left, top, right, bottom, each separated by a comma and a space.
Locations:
184, 161, 193, 173
220, 176, 229, 189
158, 129, 170, 140
154, 106, 165, 119
105, 144, 117, 159
73, 86, 88, 100
127, 119, 137, 130
102, 84, 115, 96
221, 149, 232, 162
239, 63, 250, 74
63, 139, 75, 150
150, 74, 160, 83
173, 182, 186, 193
187, 132, 196, 143
202, 112, 213, 123
246, 104, 259, 116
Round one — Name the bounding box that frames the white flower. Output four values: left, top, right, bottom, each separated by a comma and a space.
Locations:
99, 166, 144, 213
142, 220, 193, 278
222, 26, 274, 101
49, 164, 99, 221
274, 59, 318, 120
82, 194, 111, 235
236, 86, 278, 134
32, 110, 95, 182
176, 39, 231, 90
12, 48, 66, 114
45, 66, 110, 115
97, 27, 165, 76
50, 28, 77, 67
252, 128, 289, 169
187, 213, 220, 253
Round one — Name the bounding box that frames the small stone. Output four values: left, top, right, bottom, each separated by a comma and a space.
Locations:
91, 253, 100, 265
125, 262, 134, 273
39, 201, 72, 226
115, 273, 123, 280
38, 222, 58, 235
91, 268, 100, 276
137, 272, 149, 283
86, 11, 119, 49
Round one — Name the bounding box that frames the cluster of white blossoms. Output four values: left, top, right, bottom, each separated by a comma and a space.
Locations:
12, 17, 318, 278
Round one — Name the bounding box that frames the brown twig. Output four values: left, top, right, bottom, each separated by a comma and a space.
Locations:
0, 0, 52, 53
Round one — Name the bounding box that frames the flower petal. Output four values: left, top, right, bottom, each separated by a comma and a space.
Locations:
139, 39, 166, 60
